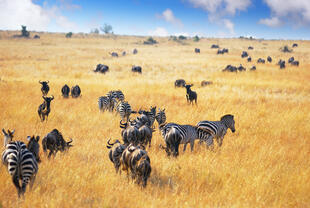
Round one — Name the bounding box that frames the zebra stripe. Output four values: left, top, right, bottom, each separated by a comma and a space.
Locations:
116, 101, 132, 122
2, 141, 27, 165
98, 94, 116, 112
155, 108, 166, 126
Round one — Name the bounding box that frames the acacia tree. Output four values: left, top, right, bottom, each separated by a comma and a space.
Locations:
100, 23, 113, 34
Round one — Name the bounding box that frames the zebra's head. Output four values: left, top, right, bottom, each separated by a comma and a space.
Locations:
2, 128, 15, 147
221, 114, 235, 133
155, 108, 166, 125
27, 135, 41, 163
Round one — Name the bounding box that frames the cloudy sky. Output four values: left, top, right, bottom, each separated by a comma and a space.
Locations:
0, 0, 309, 39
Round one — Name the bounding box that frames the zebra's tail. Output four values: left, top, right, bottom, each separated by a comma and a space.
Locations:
42, 138, 47, 153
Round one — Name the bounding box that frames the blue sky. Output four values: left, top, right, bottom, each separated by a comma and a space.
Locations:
0, 0, 309, 39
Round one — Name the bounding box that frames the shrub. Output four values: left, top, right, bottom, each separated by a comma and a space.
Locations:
143, 37, 157, 45
66, 32, 73, 38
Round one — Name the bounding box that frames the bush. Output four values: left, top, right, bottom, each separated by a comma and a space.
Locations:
143, 37, 157, 45
193, 35, 200, 42
178, 35, 187, 40
169, 36, 177, 41
66, 32, 73, 38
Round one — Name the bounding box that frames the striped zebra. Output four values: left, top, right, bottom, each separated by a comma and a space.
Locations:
115, 101, 132, 122
158, 123, 209, 156
2, 131, 39, 197
98, 94, 116, 112
196, 114, 235, 148
107, 90, 125, 102
155, 108, 166, 126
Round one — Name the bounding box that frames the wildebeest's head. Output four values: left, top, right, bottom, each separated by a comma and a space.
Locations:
43, 95, 54, 103
27, 135, 41, 163
39, 80, 49, 86
2, 129, 15, 147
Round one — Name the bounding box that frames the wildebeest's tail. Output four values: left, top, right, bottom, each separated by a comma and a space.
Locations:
42, 137, 47, 153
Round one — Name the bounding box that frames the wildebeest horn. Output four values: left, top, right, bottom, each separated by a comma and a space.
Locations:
51, 95, 54, 100
47, 80, 49, 84
107, 138, 114, 146
67, 138, 73, 144
39, 80, 42, 84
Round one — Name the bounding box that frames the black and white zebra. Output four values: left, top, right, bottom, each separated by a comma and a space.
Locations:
196, 114, 235, 148
2, 131, 39, 197
116, 101, 132, 122
155, 108, 166, 126
112, 90, 125, 102
98, 93, 116, 112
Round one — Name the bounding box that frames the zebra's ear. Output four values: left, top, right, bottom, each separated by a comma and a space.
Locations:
2, 129, 7, 135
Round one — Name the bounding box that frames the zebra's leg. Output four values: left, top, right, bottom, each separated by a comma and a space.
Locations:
48, 149, 53, 158
217, 137, 223, 147
206, 136, 214, 151
183, 143, 187, 152
190, 140, 195, 152
173, 140, 180, 157
12, 173, 21, 197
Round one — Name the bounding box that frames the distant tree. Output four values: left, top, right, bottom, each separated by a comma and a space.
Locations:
21, 25, 30, 37
66, 32, 73, 38
169, 35, 177, 41
143, 37, 157, 45
193, 35, 200, 42
178, 35, 187, 40
100, 23, 113, 34
90, 28, 100, 34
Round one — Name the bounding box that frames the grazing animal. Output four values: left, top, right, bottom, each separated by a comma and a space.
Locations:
292, 43, 298, 47
217, 48, 228, 54
137, 106, 156, 127
108, 90, 125, 102
291, 60, 299, 66
288, 57, 294, 63
197, 114, 236, 149
98, 93, 116, 112
248, 46, 254, 50
132, 66, 142, 74
61, 84, 70, 98
138, 124, 153, 147
120, 145, 151, 187
155, 108, 166, 126
175, 79, 186, 88
71, 85, 81, 98
38, 96, 54, 122
111, 52, 118, 57
122, 51, 126, 56
94, 64, 109, 74
267, 56, 272, 63
257, 58, 265, 64
120, 121, 140, 145
201, 80, 213, 87
241, 51, 248, 58
26, 136, 41, 163
133, 48, 138, 54
107, 139, 126, 173
250, 66, 256, 71
211, 44, 219, 49
116, 101, 133, 122
39, 80, 49, 96
2, 132, 39, 197
237, 64, 246, 71
247, 57, 252, 62
33, 35, 40, 39
185, 84, 197, 105
194, 48, 200, 53
223, 65, 237, 72
2, 129, 15, 147
278, 60, 286, 69
42, 129, 73, 158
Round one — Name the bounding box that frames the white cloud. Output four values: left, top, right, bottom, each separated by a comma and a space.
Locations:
260, 0, 310, 27
148, 27, 169, 36
0, 0, 78, 32
223, 19, 234, 34
158, 9, 183, 27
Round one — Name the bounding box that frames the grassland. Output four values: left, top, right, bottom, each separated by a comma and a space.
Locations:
0, 31, 309, 208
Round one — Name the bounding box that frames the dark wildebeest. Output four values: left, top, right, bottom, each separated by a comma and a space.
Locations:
33, 35, 40, 39
288, 57, 294, 63
122, 51, 126, 56
38, 96, 54, 122
133, 48, 138, 54
250, 66, 256, 71
237, 64, 246, 71
195, 48, 200, 53
71, 85, 81, 98
42, 129, 73, 158
120, 144, 151, 187
278, 60, 285, 69
201, 80, 213, 87
291, 61, 299, 66
185, 84, 197, 105
223, 65, 237, 72
222, 48, 229, 53
94, 64, 109, 74
107, 139, 126, 173
267, 56, 272, 63
292, 43, 298, 48
211, 44, 219, 49
132, 66, 142, 74
120, 120, 140, 146
111, 52, 118, 57
247, 57, 252, 62
175, 79, 186, 88
248, 46, 254, 50
217, 48, 228, 54
39, 80, 49, 96
241, 51, 248, 58
61, 84, 70, 98
257, 58, 265, 64
27, 135, 41, 163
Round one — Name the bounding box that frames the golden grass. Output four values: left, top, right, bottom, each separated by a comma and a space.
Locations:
0, 31, 310, 207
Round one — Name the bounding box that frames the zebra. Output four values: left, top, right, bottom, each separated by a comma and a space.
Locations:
116, 101, 133, 122
108, 90, 125, 102
155, 108, 166, 126
137, 106, 156, 128
2, 132, 39, 197
98, 93, 116, 112
196, 114, 236, 149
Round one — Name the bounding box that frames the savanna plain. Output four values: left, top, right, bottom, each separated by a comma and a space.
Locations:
0, 31, 310, 208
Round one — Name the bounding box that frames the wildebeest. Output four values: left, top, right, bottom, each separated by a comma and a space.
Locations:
111, 52, 118, 57
42, 129, 73, 158
281, 46, 292, 53
120, 120, 140, 146
132, 66, 142, 74
94, 64, 109, 74
61, 84, 70, 98
175, 79, 186, 88
291, 60, 299, 66
250, 66, 256, 71
71, 85, 81, 98
27, 135, 41, 163
267, 56, 272, 63
257, 58, 265, 64
288, 57, 294, 63
107, 139, 126, 173
185, 84, 197, 105
38, 96, 54, 122
194, 48, 200, 53
237, 64, 246, 71
223, 65, 237, 72
217, 48, 228, 54
241, 51, 248, 58
39, 80, 49, 96
292, 43, 298, 47
278, 59, 286, 69
120, 144, 151, 187
211, 44, 219, 49
122, 51, 126, 56
247, 57, 252, 62
133, 49, 138, 54
248, 46, 254, 50
201, 80, 213, 87
33, 35, 40, 39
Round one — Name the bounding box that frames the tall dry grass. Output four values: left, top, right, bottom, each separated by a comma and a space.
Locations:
0, 32, 309, 207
